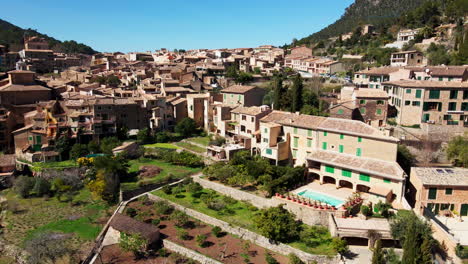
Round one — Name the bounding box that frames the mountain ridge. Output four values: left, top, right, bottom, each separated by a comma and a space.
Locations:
0, 18, 98, 55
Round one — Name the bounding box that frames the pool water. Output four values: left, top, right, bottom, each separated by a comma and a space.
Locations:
297, 190, 344, 207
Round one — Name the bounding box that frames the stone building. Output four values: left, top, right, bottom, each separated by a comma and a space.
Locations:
220, 85, 266, 107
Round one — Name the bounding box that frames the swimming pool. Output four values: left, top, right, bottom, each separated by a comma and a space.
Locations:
297, 190, 344, 207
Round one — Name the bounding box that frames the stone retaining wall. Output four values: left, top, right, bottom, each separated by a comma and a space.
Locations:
193, 175, 331, 226
148, 194, 339, 264
162, 240, 222, 264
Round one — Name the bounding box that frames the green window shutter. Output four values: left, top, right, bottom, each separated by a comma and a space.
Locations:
423, 102, 429, 111
429, 90, 440, 99
449, 102, 456, 111
307, 129, 312, 137
356, 148, 362, 156
293, 137, 298, 148
376, 109, 382, 115
36, 136, 42, 144
462, 103, 468, 111
340, 134, 344, 139
423, 114, 430, 122
406, 89, 411, 94
405, 101, 411, 106
360, 99, 366, 104
223, 94, 226, 99
358, 137, 362, 143
417, 76, 421, 80
337, 109, 344, 114
28, 136, 33, 141
264, 128, 267, 133
266, 148, 272, 155
359, 174, 370, 182
292, 149, 297, 158
437, 103, 442, 111
383, 178, 391, 183
325, 166, 335, 173
323, 131, 328, 136
415, 90, 422, 98
450, 90, 458, 99
428, 188, 437, 200
438, 77, 443, 81
322, 142, 327, 150
342, 169, 351, 177
445, 188, 453, 195
294, 127, 298, 134
307, 139, 312, 148
339, 145, 344, 153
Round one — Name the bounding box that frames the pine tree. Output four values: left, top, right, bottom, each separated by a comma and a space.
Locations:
402, 221, 421, 264
291, 74, 303, 112
372, 239, 385, 264
272, 76, 283, 110
419, 237, 433, 264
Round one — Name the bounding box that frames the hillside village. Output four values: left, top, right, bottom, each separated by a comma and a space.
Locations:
0, 1, 467, 264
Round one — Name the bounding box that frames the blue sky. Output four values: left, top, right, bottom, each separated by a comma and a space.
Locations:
2, 0, 354, 52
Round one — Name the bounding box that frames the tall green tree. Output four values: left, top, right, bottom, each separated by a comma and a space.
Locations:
446, 135, 468, 167
419, 237, 433, 264
272, 76, 284, 110
254, 205, 300, 242
291, 74, 303, 112
175, 117, 198, 138
372, 239, 385, 264
402, 222, 420, 264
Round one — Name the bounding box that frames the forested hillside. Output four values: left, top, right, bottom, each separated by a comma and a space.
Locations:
294, 0, 467, 46
0, 18, 97, 54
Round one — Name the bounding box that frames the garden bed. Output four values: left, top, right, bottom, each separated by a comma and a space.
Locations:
122, 199, 288, 264
0, 189, 113, 258
96, 244, 200, 264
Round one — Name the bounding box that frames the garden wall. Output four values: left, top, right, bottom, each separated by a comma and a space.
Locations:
33, 167, 85, 180
193, 175, 331, 226
162, 240, 223, 264
148, 194, 339, 264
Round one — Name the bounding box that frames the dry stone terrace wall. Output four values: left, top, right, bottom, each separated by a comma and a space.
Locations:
148, 194, 339, 264
193, 175, 331, 226
162, 240, 223, 264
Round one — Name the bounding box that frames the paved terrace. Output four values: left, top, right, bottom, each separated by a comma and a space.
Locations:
292, 181, 371, 202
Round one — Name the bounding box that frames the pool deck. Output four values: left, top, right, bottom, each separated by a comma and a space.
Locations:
292, 181, 372, 203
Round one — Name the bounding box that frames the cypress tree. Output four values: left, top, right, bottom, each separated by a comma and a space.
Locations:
272, 76, 283, 110
402, 220, 421, 264
372, 239, 385, 264
419, 237, 432, 264
291, 74, 303, 112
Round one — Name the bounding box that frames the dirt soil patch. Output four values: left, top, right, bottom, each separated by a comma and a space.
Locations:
107, 200, 289, 264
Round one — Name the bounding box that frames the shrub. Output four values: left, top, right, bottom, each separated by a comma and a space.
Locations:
195, 234, 207, 247
33, 178, 51, 197
171, 211, 189, 227
154, 201, 173, 215
161, 185, 173, 195
176, 228, 189, 240
240, 253, 250, 263
126, 207, 137, 217
254, 205, 300, 242
151, 219, 161, 226
299, 225, 332, 248
158, 248, 169, 257
211, 226, 222, 237
265, 252, 279, 264
186, 182, 202, 193
288, 253, 305, 264
14, 176, 35, 198
361, 205, 371, 216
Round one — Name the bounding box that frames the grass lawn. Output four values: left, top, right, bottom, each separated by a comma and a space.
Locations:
0, 189, 112, 249
122, 158, 202, 191
30, 160, 78, 171
185, 136, 211, 146
143, 143, 179, 149
174, 141, 206, 153
153, 188, 257, 231
153, 187, 336, 256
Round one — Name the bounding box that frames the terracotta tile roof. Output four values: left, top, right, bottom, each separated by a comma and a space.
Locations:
383, 80, 468, 88
307, 150, 405, 180
221, 85, 257, 94
231, 106, 266, 116
412, 167, 468, 186
428, 66, 467, 77
0, 84, 51, 92
110, 213, 160, 243
356, 67, 402, 75
0, 154, 16, 167
354, 88, 389, 98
